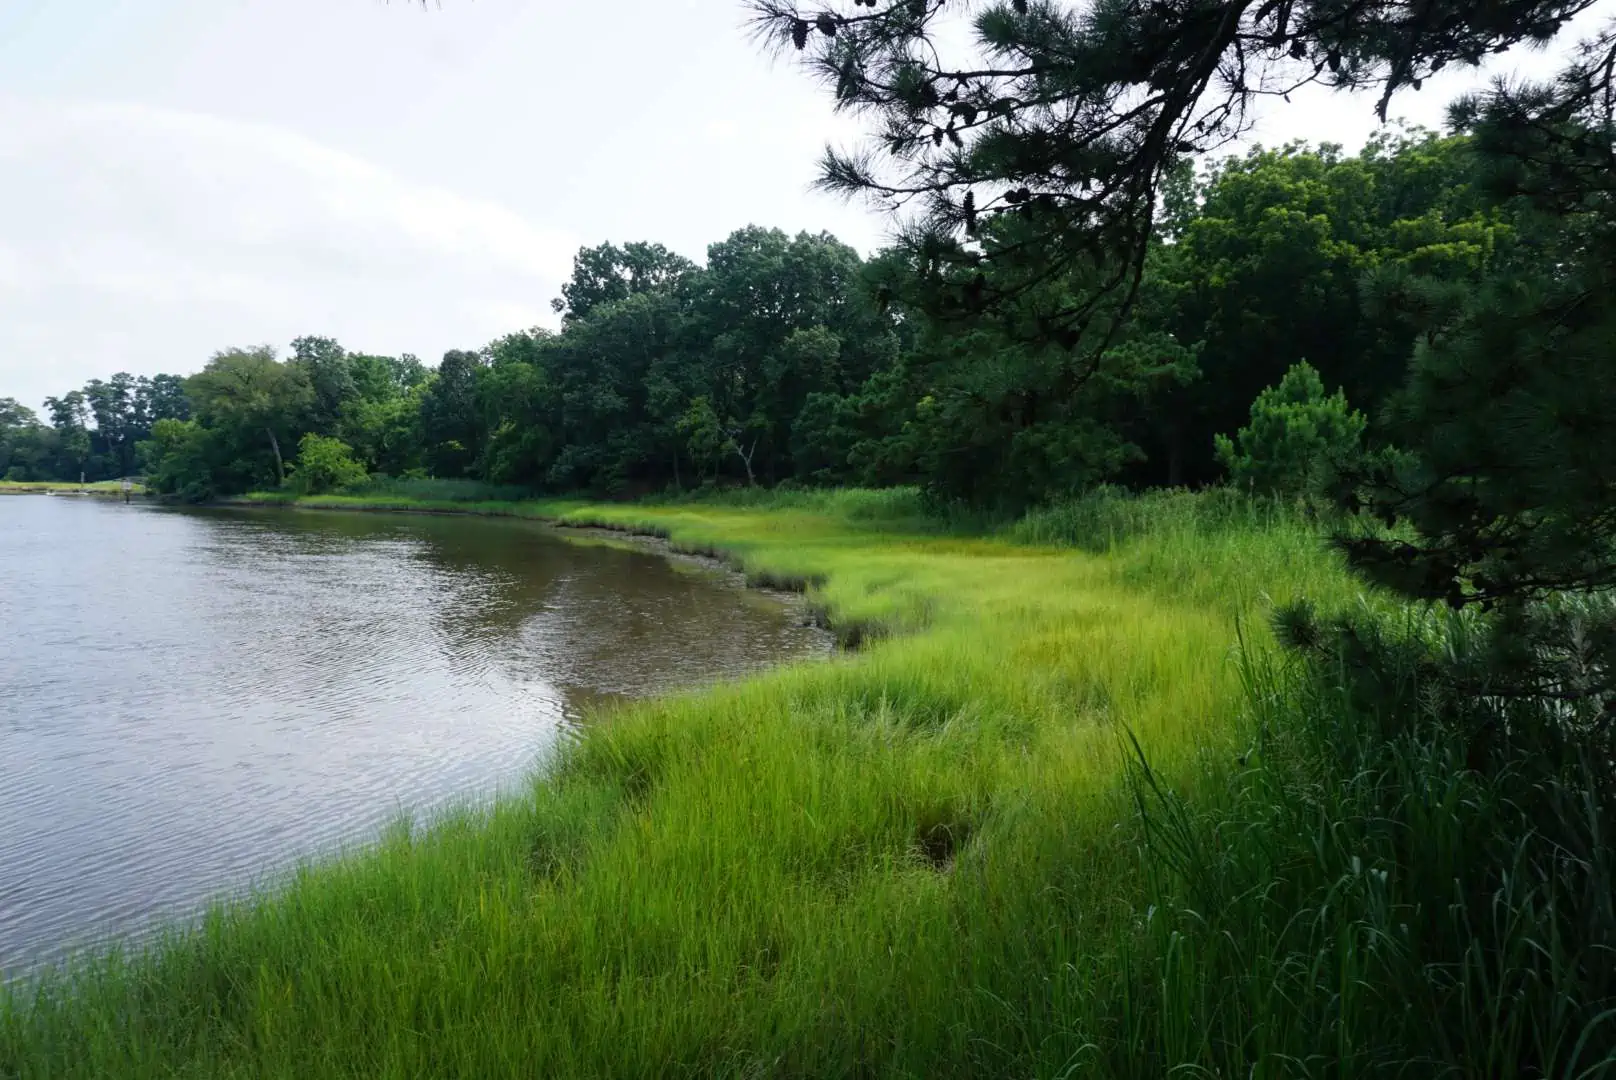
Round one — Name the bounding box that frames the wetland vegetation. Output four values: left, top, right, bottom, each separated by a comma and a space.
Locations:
4, 0, 1615, 1074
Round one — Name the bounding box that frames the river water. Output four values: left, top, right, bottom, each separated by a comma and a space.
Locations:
0, 497, 827, 975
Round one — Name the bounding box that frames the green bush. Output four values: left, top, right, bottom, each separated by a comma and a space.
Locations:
286, 434, 367, 495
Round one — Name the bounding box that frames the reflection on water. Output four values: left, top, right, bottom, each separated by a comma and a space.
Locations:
0, 499, 827, 973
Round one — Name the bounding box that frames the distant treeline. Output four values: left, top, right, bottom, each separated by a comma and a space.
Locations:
0, 130, 1525, 508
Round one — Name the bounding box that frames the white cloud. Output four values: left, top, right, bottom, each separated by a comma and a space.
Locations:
0, 0, 1609, 415
0, 97, 578, 409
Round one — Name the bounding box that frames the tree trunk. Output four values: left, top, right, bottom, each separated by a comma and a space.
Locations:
266, 427, 285, 485
1166, 427, 1183, 488
734, 440, 757, 486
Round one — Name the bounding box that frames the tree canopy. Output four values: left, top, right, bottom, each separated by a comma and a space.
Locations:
23, 110, 1602, 528
13, 10, 1614, 618
747, 0, 1599, 343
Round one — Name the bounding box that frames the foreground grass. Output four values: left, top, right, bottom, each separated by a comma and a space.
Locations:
3, 488, 1368, 1077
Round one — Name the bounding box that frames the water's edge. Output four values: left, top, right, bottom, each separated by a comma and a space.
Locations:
213, 496, 829, 625
3, 499, 832, 981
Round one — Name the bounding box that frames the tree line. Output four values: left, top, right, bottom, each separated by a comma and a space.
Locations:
3, 127, 1501, 514
1, 374, 189, 484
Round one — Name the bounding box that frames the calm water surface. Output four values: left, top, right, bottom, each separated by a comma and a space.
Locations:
0, 497, 827, 974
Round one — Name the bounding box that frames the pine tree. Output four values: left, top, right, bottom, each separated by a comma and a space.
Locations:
1340, 26, 1616, 611
1216, 361, 1366, 499
749, 0, 1596, 340
1313, 28, 1616, 745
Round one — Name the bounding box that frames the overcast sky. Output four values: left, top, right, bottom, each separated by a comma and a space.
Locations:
1, 0, 1610, 412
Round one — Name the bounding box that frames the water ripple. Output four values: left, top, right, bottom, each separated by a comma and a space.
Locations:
0, 500, 829, 977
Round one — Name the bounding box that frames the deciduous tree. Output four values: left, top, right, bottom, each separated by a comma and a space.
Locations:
186, 347, 313, 486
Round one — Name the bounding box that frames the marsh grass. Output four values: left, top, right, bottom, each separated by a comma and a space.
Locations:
1123, 622, 1616, 1078
238, 476, 552, 515
0, 481, 143, 495
4, 487, 1603, 1077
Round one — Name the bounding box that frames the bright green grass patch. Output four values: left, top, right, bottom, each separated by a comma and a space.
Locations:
1, 488, 1368, 1078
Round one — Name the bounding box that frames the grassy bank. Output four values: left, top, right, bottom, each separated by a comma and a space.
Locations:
9, 487, 1587, 1077
0, 480, 144, 495
231, 478, 581, 523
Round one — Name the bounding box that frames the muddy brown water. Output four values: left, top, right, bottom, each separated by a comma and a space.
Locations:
0, 498, 829, 974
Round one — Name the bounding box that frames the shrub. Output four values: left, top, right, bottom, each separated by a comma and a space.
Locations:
286, 434, 367, 495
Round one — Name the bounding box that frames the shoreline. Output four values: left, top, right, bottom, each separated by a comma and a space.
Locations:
218, 493, 850, 641
0, 486, 143, 498
2, 488, 1366, 1078
1, 496, 836, 986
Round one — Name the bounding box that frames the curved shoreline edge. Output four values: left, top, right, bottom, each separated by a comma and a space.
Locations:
2, 488, 1363, 1078
218, 493, 869, 643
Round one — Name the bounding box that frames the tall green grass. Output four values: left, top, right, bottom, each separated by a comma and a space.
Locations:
234, 480, 582, 523
1125, 606, 1616, 1078
4, 487, 1604, 1077
239, 476, 547, 511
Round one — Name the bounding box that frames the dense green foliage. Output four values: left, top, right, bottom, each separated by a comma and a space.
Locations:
12, 128, 1561, 517
1137, 133, 1506, 486
749, 0, 1588, 348
285, 434, 367, 496
0, 374, 186, 483
1341, 38, 1616, 615
752, 0, 1616, 623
